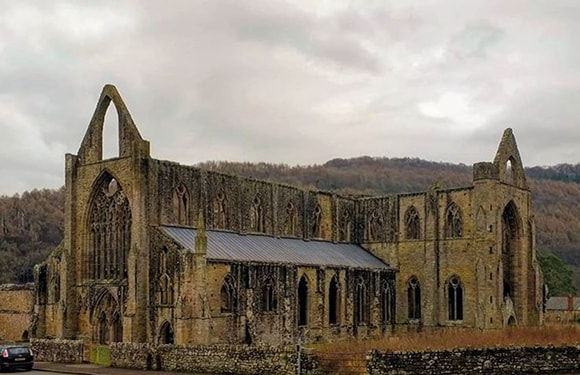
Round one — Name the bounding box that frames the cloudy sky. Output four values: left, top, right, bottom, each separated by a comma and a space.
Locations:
1, 1, 580, 194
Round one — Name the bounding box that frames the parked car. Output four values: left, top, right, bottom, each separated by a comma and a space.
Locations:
0, 344, 34, 372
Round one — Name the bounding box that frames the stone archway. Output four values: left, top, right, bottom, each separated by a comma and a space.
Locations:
91, 290, 121, 344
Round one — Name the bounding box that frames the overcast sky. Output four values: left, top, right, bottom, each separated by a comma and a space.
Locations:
1, 1, 580, 194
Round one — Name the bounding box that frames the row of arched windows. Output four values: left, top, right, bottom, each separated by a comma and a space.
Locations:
403, 202, 463, 240
407, 276, 464, 321
218, 274, 394, 326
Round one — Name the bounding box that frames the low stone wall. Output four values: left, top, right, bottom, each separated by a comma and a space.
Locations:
367, 345, 580, 375
30, 338, 84, 363
0, 283, 34, 342
111, 343, 307, 375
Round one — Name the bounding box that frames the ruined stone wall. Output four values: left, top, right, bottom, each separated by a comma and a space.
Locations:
367, 346, 580, 374
0, 284, 34, 341
155, 160, 356, 243
30, 338, 83, 363
110, 343, 305, 375
544, 311, 580, 324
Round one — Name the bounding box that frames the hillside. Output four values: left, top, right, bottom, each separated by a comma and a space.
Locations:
1, 158, 579, 293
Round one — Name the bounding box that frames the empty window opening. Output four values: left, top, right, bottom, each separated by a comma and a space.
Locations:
380, 281, 392, 324
159, 321, 174, 344
328, 275, 339, 325
298, 275, 309, 326
221, 275, 236, 313
405, 206, 421, 240
102, 103, 119, 160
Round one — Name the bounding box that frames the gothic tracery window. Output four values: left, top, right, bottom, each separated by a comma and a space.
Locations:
380, 280, 393, 324
311, 205, 322, 238
339, 209, 352, 242
250, 195, 265, 232
262, 277, 277, 312
354, 277, 368, 325
448, 276, 463, 321
405, 206, 421, 240
285, 202, 296, 236
87, 174, 131, 280
408, 277, 421, 320
213, 191, 227, 229
173, 183, 189, 225
221, 275, 236, 313
445, 203, 463, 238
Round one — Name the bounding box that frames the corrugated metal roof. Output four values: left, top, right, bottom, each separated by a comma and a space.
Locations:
546, 296, 580, 311
160, 226, 390, 270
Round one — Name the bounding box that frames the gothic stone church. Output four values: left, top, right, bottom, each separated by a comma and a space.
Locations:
34, 85, 543, 346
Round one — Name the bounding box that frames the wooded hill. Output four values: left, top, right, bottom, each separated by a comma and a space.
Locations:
1, 158, 578, 295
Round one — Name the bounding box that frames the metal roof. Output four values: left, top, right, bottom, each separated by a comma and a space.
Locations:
160, 226, 390, 270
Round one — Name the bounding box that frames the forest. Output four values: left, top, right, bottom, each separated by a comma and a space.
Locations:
0, 158, 578, 295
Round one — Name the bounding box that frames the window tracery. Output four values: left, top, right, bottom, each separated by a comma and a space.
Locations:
447, 276, 463, 321
221, 274, 236, 313
311, 205, 322, 238
173, 183, 189, 225
262, 277, 277, 312
213, 191, 227, 229
284, 202, 296, 236
380, 280, 392, 324
88, 175, 131, 281
250, 195, 265, 232
355, 277, 368, 324
405, 206, 421, 240
407, 276, 421, 320
339, 209, 352, 242
445, 203, 463, 238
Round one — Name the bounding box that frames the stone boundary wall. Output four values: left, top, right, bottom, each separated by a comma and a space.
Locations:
367, 345, 580, 375
110, 343, 310, 375
30, 339, 84, 363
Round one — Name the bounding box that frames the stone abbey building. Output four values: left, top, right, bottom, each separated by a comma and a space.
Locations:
33, 85, 543, 346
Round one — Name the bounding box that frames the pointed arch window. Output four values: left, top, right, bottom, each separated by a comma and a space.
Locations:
112, 312, 123, 342
380, 280, 393, 324
405, 206, 421, 240
298, 275, 309, 326
445, 203, 463, 238
173, 183, 189, 225
339, 209, 352, 242
328, 275, 339, 325
262, 277, 277, 312
311, 205, 322, 238
87, 174, 131, 281
408, 277, 421, 320
213, 191, 228, 229
285, 202, 297, 236
159, 274, 174, 305
159, 321, 174, 344
355, 277, 368, 324
221, 275, 237, 313
448, 276, 463, 321
250, 195, 265, 233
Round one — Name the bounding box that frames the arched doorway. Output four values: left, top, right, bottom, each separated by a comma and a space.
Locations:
91, 290, 121, 344
502, 201, 520, 301
159, 321, 174, 344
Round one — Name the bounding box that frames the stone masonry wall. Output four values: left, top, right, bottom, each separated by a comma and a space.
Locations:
367, 346, 580, 375
30, 338, 83, 363
111, 343, 308, 375
0, 283, 34, 341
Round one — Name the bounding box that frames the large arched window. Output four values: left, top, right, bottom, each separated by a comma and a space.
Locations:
328, 275, 339, 325
87, 173, 131, 280
407, 277, 421, 320
221, 275, 236, 313
405, 206, 421, 240
311, 205, 322, 238
448, 276, 463, 321
354, 277, 368, 325
284, 202, 297, 236
213, 190, 228, 229
445, 203, 463, 238
380, 280, 393, 324
262, 277, 277, 312
298, 275, 309, 326
502, 201, 519, 300
250, 195, 265, 233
